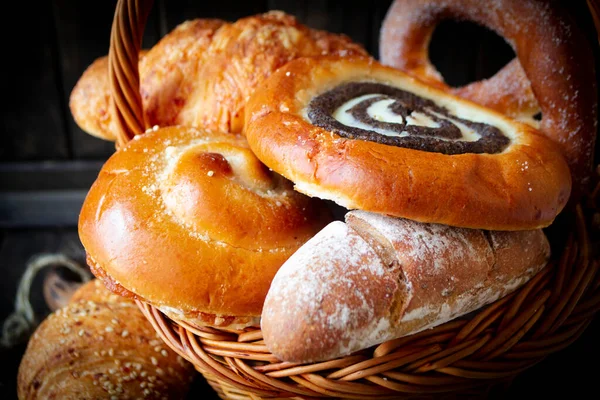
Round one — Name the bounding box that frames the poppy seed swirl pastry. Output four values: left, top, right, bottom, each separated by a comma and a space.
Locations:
78, 126, 331, 329
244, 56, 572, 230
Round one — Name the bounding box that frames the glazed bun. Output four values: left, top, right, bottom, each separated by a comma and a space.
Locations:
78, 126, 332, 329
244, 56, 572, 231
18, 280, 195, 400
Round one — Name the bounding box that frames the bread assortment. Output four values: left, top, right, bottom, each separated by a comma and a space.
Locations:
18, 280, 195, 399
19, 2, 597, 397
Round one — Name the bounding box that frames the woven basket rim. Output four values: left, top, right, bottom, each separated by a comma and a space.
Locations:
105, 0, 600, 398
133, 202, 599, 398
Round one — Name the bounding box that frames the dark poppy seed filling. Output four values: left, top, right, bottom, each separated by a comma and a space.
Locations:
307, 82, 510, 155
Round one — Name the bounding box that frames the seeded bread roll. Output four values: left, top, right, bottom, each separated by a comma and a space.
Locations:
261, 211, 550, 363
17, 280, 195, 400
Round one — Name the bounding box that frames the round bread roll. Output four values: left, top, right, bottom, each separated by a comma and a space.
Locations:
78, 126, 331, 329
18, 280, 195, 400
244, 56, 572, 231
379, 0, 597, 200
69, 11, 368, 141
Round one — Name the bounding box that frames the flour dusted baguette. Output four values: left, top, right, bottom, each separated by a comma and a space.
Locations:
261, 210, 550, 363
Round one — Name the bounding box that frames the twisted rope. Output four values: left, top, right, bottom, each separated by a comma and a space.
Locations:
0, 254, 92, 348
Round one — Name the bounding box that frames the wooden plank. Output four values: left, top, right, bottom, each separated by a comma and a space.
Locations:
321, 1, 373, 51
0, 1, 69, 161
52, 0, 161, 159
0, 190, 89, 228
0, 161, 103, 191
160, 0, 268, 33
0, 228, 85, 321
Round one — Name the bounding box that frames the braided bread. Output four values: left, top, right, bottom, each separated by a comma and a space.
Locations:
69, 11, 368, 140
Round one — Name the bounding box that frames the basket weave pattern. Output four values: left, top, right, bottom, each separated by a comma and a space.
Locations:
107, 0, 600, 398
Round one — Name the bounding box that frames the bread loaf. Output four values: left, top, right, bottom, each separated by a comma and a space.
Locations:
69, 11, 368, 141
261, 210, 550, 363
18, 280, 195, 399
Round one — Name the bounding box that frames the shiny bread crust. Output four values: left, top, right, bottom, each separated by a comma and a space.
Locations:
78, 126, 331, 324
244, 56, 572, 230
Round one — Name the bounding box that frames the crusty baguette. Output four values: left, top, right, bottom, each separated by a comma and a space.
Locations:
261, 210, 550, 363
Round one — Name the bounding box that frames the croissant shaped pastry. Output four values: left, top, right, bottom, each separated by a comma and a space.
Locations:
69, 10, 368, 140
17, 280, 195, 400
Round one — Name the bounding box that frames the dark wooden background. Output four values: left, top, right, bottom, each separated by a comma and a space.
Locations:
1, 0, 598, 398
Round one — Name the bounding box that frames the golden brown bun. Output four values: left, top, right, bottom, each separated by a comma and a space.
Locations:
18, 280, 194, 399
244, 56, 572, 230
69, 277, 124, 304
262, 211, 550, 363
78, 126, 332, 328
69, 11, 368, 140
379, 0, 597, 199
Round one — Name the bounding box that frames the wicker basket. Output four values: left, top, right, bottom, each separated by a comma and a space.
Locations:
106, 0, 600, 398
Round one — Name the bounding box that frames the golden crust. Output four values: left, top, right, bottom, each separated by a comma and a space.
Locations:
69, 11, 368, 140
18, 280, 194, 399
69, 18, 224, 141
244, 56, 572, 230
69, 55, 118, 141
78, 126, 331, 322
176, 11, 367, 133
140, 18, 227, 130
